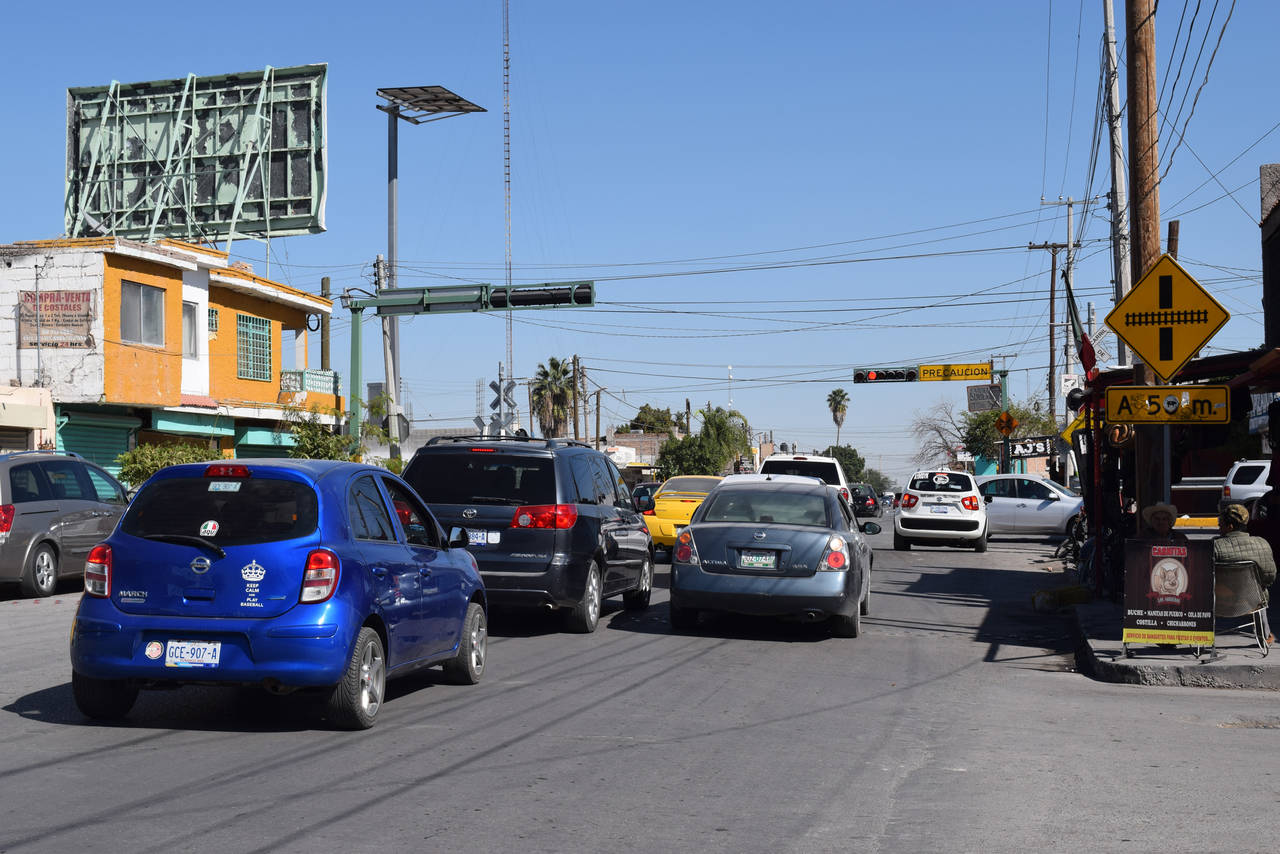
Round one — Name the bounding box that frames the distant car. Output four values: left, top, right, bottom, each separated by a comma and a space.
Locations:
630, 481, 662, 507
0, 451, 129, 597
69, 459, 487, 729
757, 453, 853, 505
668, 477, 880, 637
402, 436, 653, 633
848, 483, 882, 518
1221, 460, 1271, 512
894, 470, 988, 552
645, 476, 723, 552
976, 474, 1083, 535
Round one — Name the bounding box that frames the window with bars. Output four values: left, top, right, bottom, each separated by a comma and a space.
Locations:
208, 307, 219, 332
236, 314, 272, 381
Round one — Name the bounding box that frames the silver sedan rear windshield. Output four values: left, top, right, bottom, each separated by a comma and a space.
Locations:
701, 490, 829, 526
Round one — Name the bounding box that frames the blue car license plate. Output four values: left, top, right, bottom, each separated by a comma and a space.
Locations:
165, 640, 221, 668
740, 549, 777, 569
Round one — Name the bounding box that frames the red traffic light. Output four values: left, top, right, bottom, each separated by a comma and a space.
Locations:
853, 367, 918, 383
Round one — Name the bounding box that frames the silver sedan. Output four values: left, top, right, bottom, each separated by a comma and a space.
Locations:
976, 474, 1082, 536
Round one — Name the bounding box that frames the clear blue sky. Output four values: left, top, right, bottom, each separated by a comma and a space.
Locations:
1, 1, 1273, 483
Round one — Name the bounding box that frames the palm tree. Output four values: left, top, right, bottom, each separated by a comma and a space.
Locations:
531, 357, 573, 437
827, 388, 849, 446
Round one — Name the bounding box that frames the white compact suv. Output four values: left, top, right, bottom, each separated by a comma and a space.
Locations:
757, 453, 852, 505
1220, 459, 1270, 512
894, 469, 988, 552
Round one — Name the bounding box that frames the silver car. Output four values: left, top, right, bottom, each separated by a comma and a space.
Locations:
976, 474, 1082, 536
0, 451, 129, 597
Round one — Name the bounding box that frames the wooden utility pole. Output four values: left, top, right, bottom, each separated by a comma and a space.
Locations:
1104, 0, 1132, 365
1128, 0, 1164, 510
1029, 242, 1068, 421
571, 355, 580, 440
594, 389, 604, 449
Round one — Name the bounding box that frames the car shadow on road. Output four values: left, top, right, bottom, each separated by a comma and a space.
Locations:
606, 601, 836, 644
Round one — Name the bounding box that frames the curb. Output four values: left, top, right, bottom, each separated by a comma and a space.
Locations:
1070, 606, 1280, 691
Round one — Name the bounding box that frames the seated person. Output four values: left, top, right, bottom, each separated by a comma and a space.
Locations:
1213, 503, 1278, 608
1140, 503, 1188, 544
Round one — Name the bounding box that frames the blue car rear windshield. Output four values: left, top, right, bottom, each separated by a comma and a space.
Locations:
405, 454, 556, 505
122, 477, 319, 545
702, 489, 829, 526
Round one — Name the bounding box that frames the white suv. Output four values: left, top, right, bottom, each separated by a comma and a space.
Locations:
757, 453, 852, 505
894, 469, 988, 552
1221, 459, 1270, 512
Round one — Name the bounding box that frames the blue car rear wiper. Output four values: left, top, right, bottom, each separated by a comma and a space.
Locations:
141, 533, 227, 559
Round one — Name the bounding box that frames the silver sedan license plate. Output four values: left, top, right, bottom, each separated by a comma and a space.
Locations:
740, 549, 777, 569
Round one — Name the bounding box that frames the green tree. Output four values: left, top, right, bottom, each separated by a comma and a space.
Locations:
862, 468, 892, 493
531, 357, 573, 438
656, 406, 751, 478
627, 404, 678, 434
114, 442, 223, 489
826, 388, 849, 446
823, 444, 866, 481
284, 402, 387, 461
656, 435, 720, 479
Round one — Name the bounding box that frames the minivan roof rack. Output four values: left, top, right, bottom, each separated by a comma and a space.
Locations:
423, 434, 593, 450
0, 449, 83, 460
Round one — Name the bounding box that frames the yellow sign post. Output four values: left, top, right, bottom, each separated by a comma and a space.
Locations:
1104, 254, 1229, 382
1104, 385, 1230, 424
918, 363, 992, 382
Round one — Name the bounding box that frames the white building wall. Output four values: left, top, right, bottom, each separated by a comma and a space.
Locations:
0, 249, 105, 401
181, 268, 210, 396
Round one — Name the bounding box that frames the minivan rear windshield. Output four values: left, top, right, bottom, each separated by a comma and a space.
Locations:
121, 477, 319, 546
908, 472, 974, 493
759, 460, 840, 484
405, 453, 556, 505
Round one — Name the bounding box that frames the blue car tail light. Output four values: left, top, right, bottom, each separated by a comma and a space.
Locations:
818, 536, 848, 571
301, 549, 340, 603
85, 544, 112, 597
673, 529, 700, 565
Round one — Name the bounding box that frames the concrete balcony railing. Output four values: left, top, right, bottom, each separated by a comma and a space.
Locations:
280, 369, 339, 396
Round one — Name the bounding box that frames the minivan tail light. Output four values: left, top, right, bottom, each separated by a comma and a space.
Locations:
901, 493, 919, 508
85, 544, 112, 598
511, 504, 578, 529
205, 463, 251, 478
961, 496, 980, 511
0, 504, 13, 534
301, 549, 340, 603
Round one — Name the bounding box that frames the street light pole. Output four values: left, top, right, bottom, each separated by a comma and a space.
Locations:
376, 86, 485, 460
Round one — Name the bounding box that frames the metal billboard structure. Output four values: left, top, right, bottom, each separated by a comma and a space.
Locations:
65, 64, 328, 245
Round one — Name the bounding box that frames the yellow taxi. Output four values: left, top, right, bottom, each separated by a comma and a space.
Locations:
644, 476, 722, 550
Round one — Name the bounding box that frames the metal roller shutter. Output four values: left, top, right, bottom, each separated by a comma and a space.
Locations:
0, 428, 30, 452
58, 424, 132, 474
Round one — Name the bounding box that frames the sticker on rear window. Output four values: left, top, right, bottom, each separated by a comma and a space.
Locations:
932, 474, 950, 485
200, 520, 219, 537
209, 481, 241, 492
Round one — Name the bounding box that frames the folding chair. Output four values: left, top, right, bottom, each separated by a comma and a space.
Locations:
1213, 559, 1272, 657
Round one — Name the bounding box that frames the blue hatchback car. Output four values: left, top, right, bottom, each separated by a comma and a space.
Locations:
70, 459, 487, 729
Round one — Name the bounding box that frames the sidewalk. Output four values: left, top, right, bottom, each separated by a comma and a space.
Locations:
1072, 599, 1280, 690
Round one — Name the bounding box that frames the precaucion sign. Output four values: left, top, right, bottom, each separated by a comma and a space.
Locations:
1104, 385, 1229, 424
918, 363, 992, 382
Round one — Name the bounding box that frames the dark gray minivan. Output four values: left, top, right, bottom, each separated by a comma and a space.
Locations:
402, 436, 653, 633
0, 451, 129, 596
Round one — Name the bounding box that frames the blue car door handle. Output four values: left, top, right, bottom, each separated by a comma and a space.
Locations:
371, 567, 388, 578
419, 566, 433, 576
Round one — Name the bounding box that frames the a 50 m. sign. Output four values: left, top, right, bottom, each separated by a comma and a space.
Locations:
1104, 385, 1229, 424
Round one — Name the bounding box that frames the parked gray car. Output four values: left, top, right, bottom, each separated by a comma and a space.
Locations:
976, 474, 1082, 536
0, 451, 129, 597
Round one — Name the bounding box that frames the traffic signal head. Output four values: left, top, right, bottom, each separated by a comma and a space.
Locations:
488, 281, 594, 309
1065, 387, 1088, 412
853, 366, 918, 383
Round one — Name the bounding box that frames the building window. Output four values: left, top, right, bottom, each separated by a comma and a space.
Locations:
236, 314, 272, 382
182, 302, 197, 358
120, 280, 164, 346
208, 307, 219, 332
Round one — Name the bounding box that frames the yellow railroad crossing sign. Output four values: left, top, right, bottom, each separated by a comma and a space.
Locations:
1104, 385, 1230, 424
1104, 254, 1228, 382
918, 362, 992, 382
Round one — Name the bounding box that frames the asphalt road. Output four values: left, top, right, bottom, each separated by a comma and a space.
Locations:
2, 525, 1278, 853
